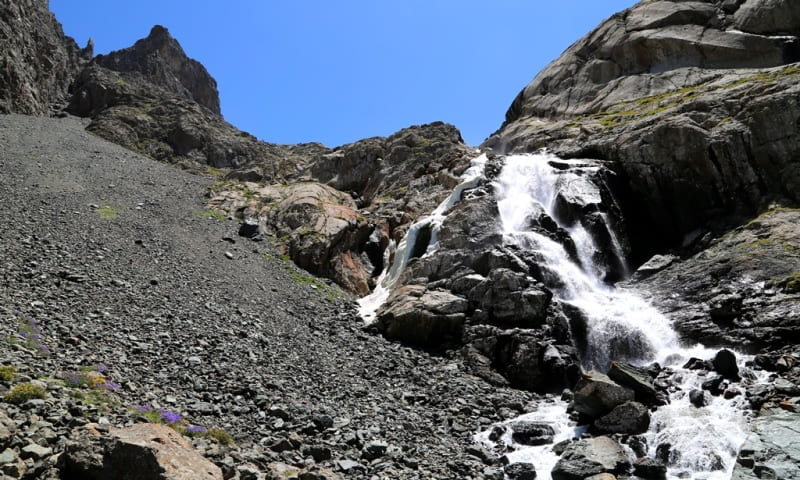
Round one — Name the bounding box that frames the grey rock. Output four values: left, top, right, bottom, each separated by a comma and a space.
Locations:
594, 401, 650, 435
689, 389, 707, 408
552, 436, 631, 480
732, 408, 800, 480
573, 371, 635, 418
607, 361, 662, 406
505, 462, 537, 480
634, 457, 667, 480
510, 421, 555, 446
20, 443, 52, 461
713, 349, 740, 379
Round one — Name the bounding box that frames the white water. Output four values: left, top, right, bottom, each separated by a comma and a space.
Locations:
358, 153, 488, 322
356, 151, 765, 480
478, 153, 766, 480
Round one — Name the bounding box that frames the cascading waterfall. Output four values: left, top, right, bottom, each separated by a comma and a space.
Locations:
479, 153, 766, 480
358, 151, 765, 480
358, 153, 488, 323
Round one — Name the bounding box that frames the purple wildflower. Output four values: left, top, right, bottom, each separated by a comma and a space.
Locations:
105, 381, 120, 391
186, 425, 207, 434
66, 373, 84, 385
160, 410, 181, 424
38, 344, 51, 355
93, 364, 108, 373
11, 309, 22, 315
134, 404, 154, 413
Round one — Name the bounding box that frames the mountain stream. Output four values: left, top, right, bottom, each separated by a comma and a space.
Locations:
359, 153, 766, 480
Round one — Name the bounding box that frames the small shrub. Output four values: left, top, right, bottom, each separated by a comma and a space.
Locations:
4, 383, 46, 404
205, 427, 235, 446
9, 310, 51, 356
0, 366, 16, 382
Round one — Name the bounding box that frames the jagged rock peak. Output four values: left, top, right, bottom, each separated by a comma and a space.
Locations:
93, 24, 221, 114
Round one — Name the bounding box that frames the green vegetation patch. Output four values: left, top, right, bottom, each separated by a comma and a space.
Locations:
3, 382, 46, 404
96, 204, 121, 219
0, 365, 16, 382
196, 209, 227, 221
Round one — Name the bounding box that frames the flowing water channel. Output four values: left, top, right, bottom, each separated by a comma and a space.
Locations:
359, 152, 765, 480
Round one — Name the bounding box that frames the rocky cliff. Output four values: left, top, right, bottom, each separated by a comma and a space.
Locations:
0, 0, 91, 115
486, 0, 800, 262
479, 0, 800, 361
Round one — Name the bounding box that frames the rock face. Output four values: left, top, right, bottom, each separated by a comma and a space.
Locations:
61, 424, 222, 480
66, 26, 325, 176
0, 0, 90, 115
633, 207, 800, 352
732, 408, 800, 480
486, 0, 800, 264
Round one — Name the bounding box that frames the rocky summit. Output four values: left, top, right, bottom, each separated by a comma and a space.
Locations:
1, 0, 799, 479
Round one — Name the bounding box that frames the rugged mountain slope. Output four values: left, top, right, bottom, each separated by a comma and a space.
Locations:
0, 0, 91, 115
0, 114, 531, 480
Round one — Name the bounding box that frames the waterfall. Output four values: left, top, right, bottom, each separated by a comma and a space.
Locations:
495, 153, 677, 369
357, 151, 764, 480
357, 153, 488, 322
479, 153, 765, 480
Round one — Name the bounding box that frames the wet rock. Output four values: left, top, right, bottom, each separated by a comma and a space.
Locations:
689, 389, 707, 408
510, 421, 555, 446
633, 254, 677, 279
701, 374, 725, 395
634, 457, 667, 480
607, 361, 662, 406
60, 423, 223, 480
376, 285, 468, 346
713, 349, 740, 380
505, 462, 537, 480
552, 436, 631, 480
593, 401, 650, 435
732, 408, 800, 480
572, 371, 635, 418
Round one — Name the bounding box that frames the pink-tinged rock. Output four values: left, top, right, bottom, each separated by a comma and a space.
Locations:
61, 423, 222, 480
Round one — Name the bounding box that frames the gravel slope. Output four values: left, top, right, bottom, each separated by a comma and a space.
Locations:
0, 114, 532, 479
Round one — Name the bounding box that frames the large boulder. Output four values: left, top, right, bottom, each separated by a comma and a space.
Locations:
0, 0, 90, 115
607, 361, 663, 406
593, 400, 650, 435
572, 371, 635, 418
552, 436, 632, 480
60, 423, 223, 480
376, 285, 468, 346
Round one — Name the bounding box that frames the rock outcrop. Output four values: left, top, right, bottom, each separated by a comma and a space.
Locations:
67, 26, 326, 176
0, 0, 90, 115
61, 424, 223, 480
486, 0, 800, 264
633, 206, 800, 352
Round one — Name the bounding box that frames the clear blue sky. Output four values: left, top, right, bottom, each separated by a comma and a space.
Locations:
51, 1, 637, 147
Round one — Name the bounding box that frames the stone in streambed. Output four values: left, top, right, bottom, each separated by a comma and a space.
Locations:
572, 371, 634, 418
593, 401, 650, 435
607, 361, 663, 406
510, 421, 555, 446
551, 436, 631, 480
713, 348, 740, 380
